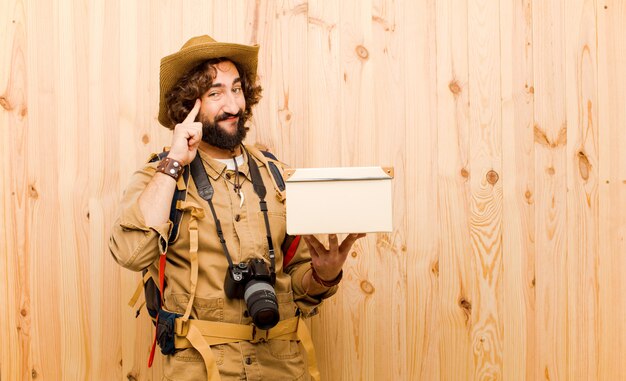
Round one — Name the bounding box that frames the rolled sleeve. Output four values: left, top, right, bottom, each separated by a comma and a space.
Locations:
109, 164, 172, 271
285, 239, 338, 317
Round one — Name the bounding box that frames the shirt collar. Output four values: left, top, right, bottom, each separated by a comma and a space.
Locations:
197, 148, 253, 182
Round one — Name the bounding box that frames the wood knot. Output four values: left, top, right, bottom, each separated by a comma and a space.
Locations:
525, 190, 533, 204
546, 166, 555, 176
459, 297, 472, 323
578, 151, 590, 181
351, 251, 358, 258
279, 108, 292, 124
360, 280, 375, 295
431, 260, 439, 276
448, 80, 462, 95
459, 298, 472, 312
460, 168, 469, 179
486, 170, 499, 185
20, 308, 28, 317
528, 86, 534, 94
355, 45, 369, 60
32, 369, 38, 378
127, 371, 138, 381
141, 134, 150, 144
29, 184, 39, 199
0, 96, 12, 110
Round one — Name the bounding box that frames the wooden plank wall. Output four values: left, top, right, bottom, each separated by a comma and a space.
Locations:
1, 0, 624, 380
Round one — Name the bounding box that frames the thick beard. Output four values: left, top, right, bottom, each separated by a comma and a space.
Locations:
201, 114, 248, 151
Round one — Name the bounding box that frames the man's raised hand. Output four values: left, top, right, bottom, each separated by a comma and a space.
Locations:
167, 99, 203, 165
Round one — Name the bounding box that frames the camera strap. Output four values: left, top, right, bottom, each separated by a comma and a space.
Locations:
246, 149, 276, 276
189, 148, 276, 274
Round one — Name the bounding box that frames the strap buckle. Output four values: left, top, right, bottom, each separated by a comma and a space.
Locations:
174, 317, 190, 336
250, 325, 269, 343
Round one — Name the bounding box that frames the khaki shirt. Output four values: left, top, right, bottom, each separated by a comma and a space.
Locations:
110, 145, 336, 381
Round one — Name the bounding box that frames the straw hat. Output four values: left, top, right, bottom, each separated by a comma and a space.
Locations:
158, 35, 259, 127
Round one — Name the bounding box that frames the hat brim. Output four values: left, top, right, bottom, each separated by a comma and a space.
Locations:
158, 41, 259, 127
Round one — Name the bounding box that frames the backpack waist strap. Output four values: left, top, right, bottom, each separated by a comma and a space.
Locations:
173, 315, 320, 381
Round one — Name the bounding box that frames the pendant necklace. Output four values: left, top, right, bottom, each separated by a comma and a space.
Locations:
231, 156, 245, 208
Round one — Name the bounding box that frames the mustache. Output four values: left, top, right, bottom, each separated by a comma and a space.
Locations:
214, 110, 243, 122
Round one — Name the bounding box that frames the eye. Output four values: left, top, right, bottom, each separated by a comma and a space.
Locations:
233, 87, 243, 94
208, 91, 221, 99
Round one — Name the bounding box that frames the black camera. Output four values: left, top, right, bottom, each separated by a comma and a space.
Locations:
224, 258, 279, 330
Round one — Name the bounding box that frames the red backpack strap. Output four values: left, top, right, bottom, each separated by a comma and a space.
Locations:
282, 235, 301, 267
148, 247, 168, 367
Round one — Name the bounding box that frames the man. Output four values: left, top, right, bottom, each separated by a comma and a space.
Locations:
109, 35, 364, 381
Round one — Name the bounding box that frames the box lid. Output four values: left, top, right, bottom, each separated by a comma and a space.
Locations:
284, 166, 394, 182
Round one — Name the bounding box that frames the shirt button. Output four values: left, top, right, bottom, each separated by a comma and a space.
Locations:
235, 214, 241, 222
245, 357, 252, 365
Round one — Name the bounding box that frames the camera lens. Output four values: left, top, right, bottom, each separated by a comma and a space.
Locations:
244, 280, 279, 330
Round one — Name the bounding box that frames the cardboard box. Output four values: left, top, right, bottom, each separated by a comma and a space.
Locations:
284, 166, 394, 235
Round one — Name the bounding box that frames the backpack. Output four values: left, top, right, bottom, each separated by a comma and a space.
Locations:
129, 150, 299, 323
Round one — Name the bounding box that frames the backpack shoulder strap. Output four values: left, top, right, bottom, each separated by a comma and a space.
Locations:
246, 145, 286, 192
261, 150, 286, 192
148, 151, 190, 244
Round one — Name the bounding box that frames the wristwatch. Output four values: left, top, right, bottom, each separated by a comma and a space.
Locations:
156, 157, 183, 181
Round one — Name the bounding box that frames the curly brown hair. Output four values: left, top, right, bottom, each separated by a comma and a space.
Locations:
165, 58, 262, 128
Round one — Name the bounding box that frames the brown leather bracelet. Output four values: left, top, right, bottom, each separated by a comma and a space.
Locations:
311, 264, 343, 287
156, 157, 183, 181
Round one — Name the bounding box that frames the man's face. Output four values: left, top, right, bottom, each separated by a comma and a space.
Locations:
198, 60, 247, 150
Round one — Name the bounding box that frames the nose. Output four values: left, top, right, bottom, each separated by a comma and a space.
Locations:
222, 90, 240, 115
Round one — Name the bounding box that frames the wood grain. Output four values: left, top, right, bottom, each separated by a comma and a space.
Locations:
467, 0, 504, 379
500, 0, 536, 380
1, 1, 30, 381
404, 0, 439, 380
436, 0, 474, 379
597, 1, 626, 380
1, 1, 625, 380
565, 1, 600, 380
25, 0, 63, 379
533, 1, 569, 380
